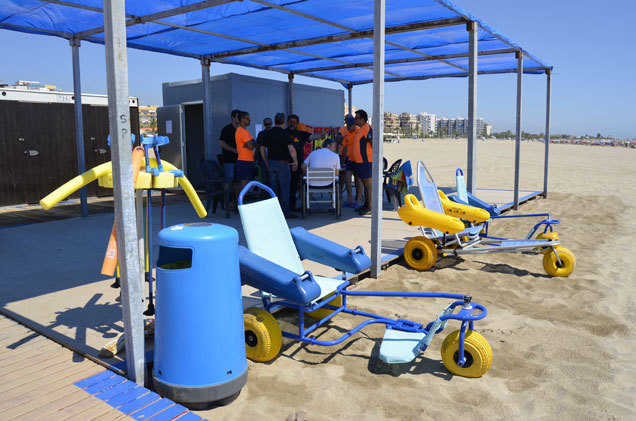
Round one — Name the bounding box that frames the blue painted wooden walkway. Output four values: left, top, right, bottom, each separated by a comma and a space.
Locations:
0, 314, 204, 420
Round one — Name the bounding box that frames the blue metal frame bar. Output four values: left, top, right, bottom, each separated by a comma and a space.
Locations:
342, 290, 467, 300
160, 190, 166, 229
263, 286, 486, 366
492, 212, 550, 219
497, 190, 542, 212
238, 181, 275, 205
146, 189, 155, 309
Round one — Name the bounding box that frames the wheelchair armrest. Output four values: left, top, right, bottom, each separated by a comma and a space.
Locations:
238, 246, 321, 305
447, 193, 469, 205
290, 227, 371, 274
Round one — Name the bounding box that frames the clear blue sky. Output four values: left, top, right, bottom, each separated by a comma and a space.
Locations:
0, 0, 633, 138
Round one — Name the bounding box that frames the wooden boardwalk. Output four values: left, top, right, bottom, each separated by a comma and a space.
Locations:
0, 315, 127, 420
0, 315, 206, 420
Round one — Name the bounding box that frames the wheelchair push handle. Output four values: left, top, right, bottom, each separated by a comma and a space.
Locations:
441, 301, 488, 322
238, 181, 277, 206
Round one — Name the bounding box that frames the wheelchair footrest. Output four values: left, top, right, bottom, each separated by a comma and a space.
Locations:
379, 328, 426, 364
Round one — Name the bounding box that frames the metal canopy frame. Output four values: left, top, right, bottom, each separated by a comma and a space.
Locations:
2, 1, 552, 84
0, 0, 554, 381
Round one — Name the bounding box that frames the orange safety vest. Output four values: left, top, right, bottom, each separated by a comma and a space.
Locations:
339, 126, 358, 160
235, 126, 255, 161
351, 123, 372, 164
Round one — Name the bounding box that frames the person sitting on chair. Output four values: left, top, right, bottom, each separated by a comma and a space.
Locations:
301, 138, 341, 187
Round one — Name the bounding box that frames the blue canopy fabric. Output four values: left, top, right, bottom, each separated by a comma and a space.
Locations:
0, 0, 551, 85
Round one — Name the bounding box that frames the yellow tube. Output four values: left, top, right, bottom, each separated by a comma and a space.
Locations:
437, 190, 490, 223
40, 162, 113, 210
40, 157, 206, 218
175, 176, 207, 218
398, 194, 464, 234
151, 159, 207, 219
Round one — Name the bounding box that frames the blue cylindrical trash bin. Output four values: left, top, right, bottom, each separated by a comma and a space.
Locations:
152, 222, 247, 408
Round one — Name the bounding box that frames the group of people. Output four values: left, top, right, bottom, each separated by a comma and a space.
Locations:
218, 108, 375, 218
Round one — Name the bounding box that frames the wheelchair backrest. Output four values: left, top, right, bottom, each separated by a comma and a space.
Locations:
416, 161, 445, 214
455, 168, 469, 203
238, 182, 305, 275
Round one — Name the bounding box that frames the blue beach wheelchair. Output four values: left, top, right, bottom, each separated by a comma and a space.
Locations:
236, 181, 493, 378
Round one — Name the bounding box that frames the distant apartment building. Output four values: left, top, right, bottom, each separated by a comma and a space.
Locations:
417, 112, 437, 136
437, 117, 460, 137
0, 80, 58, 92
382, 110, 489, 137
384, 112, 400, 133
139, 105, 158, 134
399, 112, 420, 136
437, 117, 486, 137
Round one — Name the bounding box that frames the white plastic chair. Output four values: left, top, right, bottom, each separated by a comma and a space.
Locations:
301, 167, 341, 217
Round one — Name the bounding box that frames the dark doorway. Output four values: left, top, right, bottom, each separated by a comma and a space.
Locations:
183, 103, 205, 189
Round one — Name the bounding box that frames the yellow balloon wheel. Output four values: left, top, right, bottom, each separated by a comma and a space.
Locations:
404, 236, 438, 271
537, 231, 559, 241
542, 246, 576, 277
441, 330, 493, 378
536, 232, 560, 253
243, 308, 282, 362
305, 293, 343, 320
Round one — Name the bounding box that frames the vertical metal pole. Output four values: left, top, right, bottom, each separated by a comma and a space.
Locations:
513, 51, 523, 210
543, 70, 551, 197
201, 58, 212, 160
146, 189, 155, 313
466, 21, 478, 193
347, 84, 353, 116
288, 73, 294, 115
135, 190, 144, 274
161, 190, 166, 228
71, 38, 88, 217
103, 0, 145, 385
370, 0, 385, 278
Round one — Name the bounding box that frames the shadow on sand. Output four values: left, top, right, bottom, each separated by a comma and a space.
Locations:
475, 261, 550, 278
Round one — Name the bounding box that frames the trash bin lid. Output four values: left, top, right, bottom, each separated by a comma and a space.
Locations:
158, 222, 238, 248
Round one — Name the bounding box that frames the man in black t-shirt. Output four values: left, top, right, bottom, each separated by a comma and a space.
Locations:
255, 117, 272, 184
256, 117, 272, 146
286, 114, 311, 212
219, 109, 240, 180
260, 113, 298, 217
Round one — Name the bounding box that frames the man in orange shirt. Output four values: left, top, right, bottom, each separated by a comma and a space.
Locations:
351, 109, 373, 215
234, 111, 256, 190
337, 115, 362, 208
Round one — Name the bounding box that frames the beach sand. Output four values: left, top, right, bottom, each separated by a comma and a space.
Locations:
203, 138, 636, 420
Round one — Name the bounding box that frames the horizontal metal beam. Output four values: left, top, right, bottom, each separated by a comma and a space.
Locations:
4, 0, 551, 87
76, 0, 237, 38
213, 57, 351, 85
294, 48, 515, 75
248, 0, 466, 72
43, 0, 104, 13
54, 0, 461, 77
148, 21, 403, 78
350, 66, 548, 85
41, 0, 459, 77
0, 21, 73, 39
211, 18, 466, 59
